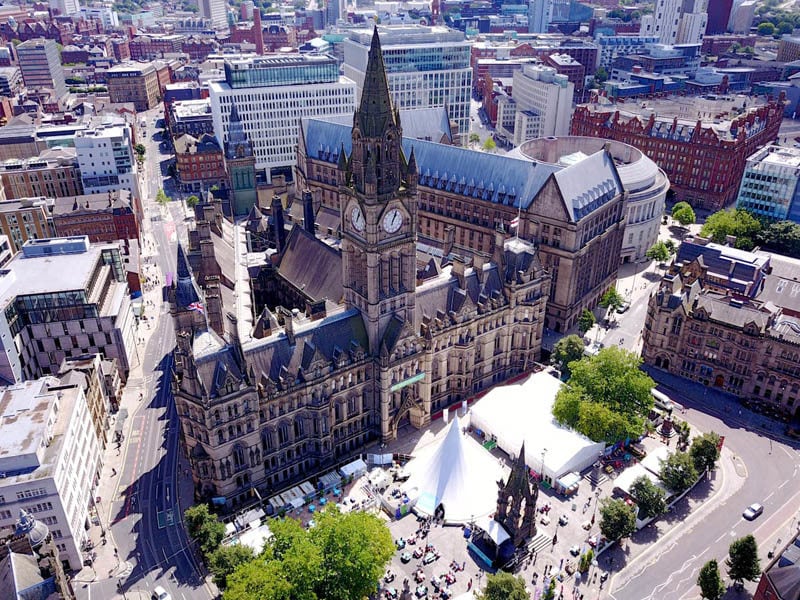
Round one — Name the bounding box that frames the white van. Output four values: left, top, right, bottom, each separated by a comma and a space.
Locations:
651, 388, 673, 412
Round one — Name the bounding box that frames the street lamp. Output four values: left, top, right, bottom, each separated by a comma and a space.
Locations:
540, 448, 547, 484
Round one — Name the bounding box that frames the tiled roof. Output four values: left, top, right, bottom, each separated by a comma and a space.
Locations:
277, 226, 343, 304
552, 150, 622, 222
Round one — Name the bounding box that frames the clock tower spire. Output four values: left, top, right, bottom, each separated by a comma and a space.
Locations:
339, 27, 418, 353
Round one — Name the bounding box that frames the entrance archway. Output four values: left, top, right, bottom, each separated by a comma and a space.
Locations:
714, 375, 724, 387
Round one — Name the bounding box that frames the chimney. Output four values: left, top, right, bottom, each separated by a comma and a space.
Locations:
452, 255, 467, 288
493, 227, 506, 267
444, 225, 455, 256
205, 276, 224, 336
271, 194, 286, 252
253, 9, 265, 56
280, 306, 295, 345
473, 252, 488, 282
302, 189, 315, 236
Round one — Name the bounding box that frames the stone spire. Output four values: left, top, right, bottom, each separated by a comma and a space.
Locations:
355, 27, 395, 140
225, 103, 253, 160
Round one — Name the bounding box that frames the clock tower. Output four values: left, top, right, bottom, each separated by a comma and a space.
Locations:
339, 28, 419, 354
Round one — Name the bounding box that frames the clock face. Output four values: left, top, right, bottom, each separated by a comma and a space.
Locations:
382, 208, 403, 233
350, 206, 365, 232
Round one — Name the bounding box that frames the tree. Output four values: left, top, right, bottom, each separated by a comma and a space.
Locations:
156, 188, 170, 207
726, 535, 761, 588
664, 239, 677, 255
659, 450, 698, 493
578, 308, 596, 334
756, 220, 800, 258
674, 420, 691, 450
552, 347, 655, 443
599, 498, 637, 542
778, 21, 794, 35
595, 66, 609, 83
552, 334, 585, 377
697, 559, 725, 600
700, 208, 762, 250
186, 194, 200, 209
671, 202, 696, 227
599, 287, 625, 313
208, 545, 255, 589
690, 432, 721, 473
542, 579, 557, 600
184, 504, 226, 556
469, 133, 481, 145
482, 137, 497, 152
758, 22, 776, 36
629, 475, 667, 520
225, 506, 394, 600
477, 571, 530, 600
134, 143, 146, 158
646, 241, 671, 265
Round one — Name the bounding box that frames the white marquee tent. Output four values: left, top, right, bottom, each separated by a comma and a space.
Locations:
469, 371, 605, 484
402, 416, 506, 524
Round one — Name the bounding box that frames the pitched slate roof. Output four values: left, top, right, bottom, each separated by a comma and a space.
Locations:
175, 244, 201, 308
277, 226, 343, 304
552, 149, 623, 222
766, 565, 800, 600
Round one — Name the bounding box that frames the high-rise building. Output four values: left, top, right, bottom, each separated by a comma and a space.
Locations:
199, 0, 228, 30
640, 0, 708, 46
342, 26, 473, 140
706, 0, 733, 35
16, 39, 66, 100
528, 0, 553, 33
75, 121, 141, 203
0, 378, 102, 571
495, 65, 574, 146
209, 54, 356, 182
729, 0, 757, 34
48, 0, 80, 17
735, 145, 800, 223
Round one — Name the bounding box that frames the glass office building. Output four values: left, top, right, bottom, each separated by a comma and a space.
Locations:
224, 55, 340, 88
343, 26, 473, 142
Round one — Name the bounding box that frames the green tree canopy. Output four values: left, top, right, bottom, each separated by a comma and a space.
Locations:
156, 188, 171, 206
671, 202, 696, 227
664, 239, 677, 255
697, 559, 725, 600
726, 535, 761, 587
224, 507, 394, 600
184, 504, 226, 556
700, 209, 762, 250
134, 143, 146, 157
778, 21, 794, 34
469, 133, 480, 144
758, 21, 776, 35
482, 137, 497, 152
477, 571, 531, 600
629, 475, 667, 520
599, 498, 637, 542
599, 287, 625, 312
552, 334, 585, 377
689, 432, 721, 473
552, 347, 654, 443
659, 450, 698, 493
756, 220, 800, 259
208, 545, 256, 589
186, 194, 200, 209
646, 241, 671, 264
578, 308, 596, 334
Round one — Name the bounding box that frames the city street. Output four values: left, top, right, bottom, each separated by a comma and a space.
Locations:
74, 108, 212, 600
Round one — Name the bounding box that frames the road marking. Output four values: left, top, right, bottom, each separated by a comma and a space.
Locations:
714, 532, 727, 543
780, 446, 793, 459
765, 491, 775, 502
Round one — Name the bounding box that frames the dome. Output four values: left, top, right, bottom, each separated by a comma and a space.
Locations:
15, 509, 50, 549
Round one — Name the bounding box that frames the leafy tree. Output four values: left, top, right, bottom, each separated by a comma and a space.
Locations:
664, 239, 677, 255
469, 133, 480, 145
646, 241, 671, 265
208, 545, 256, 589
552, 347, 655, 443
186, 194, 200, 209
778, 21, 794, 35
599, 498, 637, 542
552, 334, 585, 377
134, 143, 146, 157
756, 220, 800, 258
477, 571, 530, 600
156, 188, 170, 206
674, 420, 691, 450
690, 432, 721, 473
697, 559, 725, 600
542, 578, 556, 600
659, 450, 698, 493
482, 137, 497, 152
578, 308, 596, 334
758, 22, 776, 35
225, 506, 394, 600
184, 504, 226, 556
599, 287, 625, 313
630, 476, 667, 520
671, 202, 696, 227
595, 66, 609, 83
726, 535, 761, 588
700, 209, 762, 250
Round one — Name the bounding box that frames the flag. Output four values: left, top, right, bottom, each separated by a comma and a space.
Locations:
510, 216, 520, 229
188, 302, 205, 314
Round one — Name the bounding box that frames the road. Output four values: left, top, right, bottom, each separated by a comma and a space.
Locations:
75, 108, 211, 600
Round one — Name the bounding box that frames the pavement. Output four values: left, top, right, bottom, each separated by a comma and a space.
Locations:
72, 108, 216, 600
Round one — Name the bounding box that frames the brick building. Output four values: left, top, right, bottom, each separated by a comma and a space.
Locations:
174, 133, 227, 193
51, 191, 139, 244
0, 197, 54, 252
106, 61, 172, 111
701, 34, 758, 56
0, 148, 84, 200
642, 238, 800, 420
129, 34, 185, 60
570, 95, 784, 210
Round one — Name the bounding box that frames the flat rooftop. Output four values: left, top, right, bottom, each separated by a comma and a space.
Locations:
0, 378, 56, 469
760, 146, 800, 168
172, 98, 212, 119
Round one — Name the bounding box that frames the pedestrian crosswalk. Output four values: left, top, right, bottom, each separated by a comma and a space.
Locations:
528, 532, 552, 555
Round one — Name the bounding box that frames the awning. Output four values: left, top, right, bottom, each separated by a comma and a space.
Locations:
319, 471, 341, 489
476, 516, 511, 546
556, 471, 581, 489
339, 458, 367, 479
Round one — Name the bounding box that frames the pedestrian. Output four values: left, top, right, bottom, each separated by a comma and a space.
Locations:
467, 578, 472, 591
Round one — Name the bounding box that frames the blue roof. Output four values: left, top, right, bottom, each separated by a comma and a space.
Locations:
301, 117, 559, 210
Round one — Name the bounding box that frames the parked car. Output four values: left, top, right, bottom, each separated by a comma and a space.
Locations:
616, 302, 631, 314
742, 503, 764, 520
152, 586, 171, 600
558, 515, 569, 526
400, 551, 412, 563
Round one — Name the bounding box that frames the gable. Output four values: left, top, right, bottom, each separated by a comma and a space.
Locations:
529, 176, 571, 223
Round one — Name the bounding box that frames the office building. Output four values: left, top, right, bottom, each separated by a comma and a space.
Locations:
0, 378, 102, 570
0, 148, 83, 202
171, 30, 550, 508
0, 197, 53, 253
80, 6, 120, 29
75, 121, 141, 203
778, 36, 800, 64
106, 62, 163, 111
0, 67, 21, 97
596, 35, 658, 71
495, 65, 573, 147
706, 0, 734, 35
209, 54, 355, 182
735, 145, 800, 223
174, 133, 227, 194
643, 238, 800, 420
48, 0, 79, 16
169, 99, 215, 137
729, 0, 757, 34
528, 0, 553, 33
640, 0, 708, 46
51, 191, 140, 244
16, 39, 66, 100
0, 236, 137, 383
571, 95, 784, 210
199, 0, 228, 30
342, 26, 473, 140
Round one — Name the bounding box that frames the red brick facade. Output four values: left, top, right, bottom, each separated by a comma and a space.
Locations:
570, 99, 785, 210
